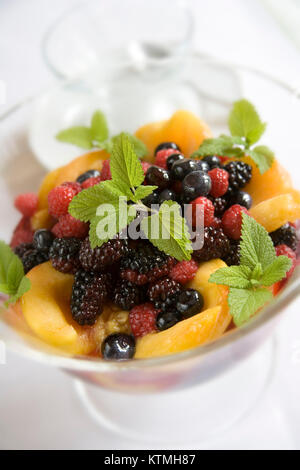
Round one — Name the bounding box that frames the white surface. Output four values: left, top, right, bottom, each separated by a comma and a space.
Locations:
1, 0, 300, 450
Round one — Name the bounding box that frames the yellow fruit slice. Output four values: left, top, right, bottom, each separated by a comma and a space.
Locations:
31, 209, 55, 231
243, 157, 293, 206
250, 192, 300, 232
135, 110, 212, 160
20, 263, 96, 355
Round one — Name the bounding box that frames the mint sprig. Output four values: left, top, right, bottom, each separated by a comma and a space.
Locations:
0, 241, 31, 306
56, 110, 147, 158
192, 99, 274, 174
209, 214, 292, 326
69, 133, 192, 260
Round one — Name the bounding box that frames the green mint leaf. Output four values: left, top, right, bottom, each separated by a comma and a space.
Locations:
89, 200, 136, 249
191, 135, 244, 159
56, 127, 94, 149
0, 241, 31, 305
248, 146, 275, 174
209, 265, 252, 289
228, 287, 273, 326
240, 213, 276, 271
110, 133, 145, 191
91, 110, 109, 143
228, 99, 267, 145
68, 180, 124, 222
102, 133, 147, 159
141, 201, 192, 261
260, 256, 292, 286
131, 185, 157, 203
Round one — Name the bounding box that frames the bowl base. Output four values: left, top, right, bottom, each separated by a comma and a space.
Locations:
74, 336, 277, 446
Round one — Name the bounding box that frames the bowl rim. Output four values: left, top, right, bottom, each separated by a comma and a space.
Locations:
1, 57, 300, 372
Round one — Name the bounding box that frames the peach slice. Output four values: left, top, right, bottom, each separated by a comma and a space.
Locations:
135, 259, 231, 359
31, 209, 55, 231
243, 158, 293, 206
250, 191, 300, 232
20, 263, 97, 355
135, 110, 212, 161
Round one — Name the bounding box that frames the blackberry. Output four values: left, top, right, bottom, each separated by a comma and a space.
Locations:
154, 291, 181, 313
14, 243, 34, 259
270, 224, 298, 252
209, 196, 228, 218
49, 237, 81, 274
148, 278, 182, 309
120, 242, 175, 285
101, 333, 136, 360
222, 240, 241, 266
79, 235, 128, 272
113, 280, 145, 311
225, 161, 252, 196
193, 227, 230, 262
22, 249, 48, 274
71, 271, 110, 326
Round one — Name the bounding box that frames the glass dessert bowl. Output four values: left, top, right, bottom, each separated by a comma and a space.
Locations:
1, 58, 300, 443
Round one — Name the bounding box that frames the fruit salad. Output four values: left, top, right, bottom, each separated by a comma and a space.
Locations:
1, 100, 299, 361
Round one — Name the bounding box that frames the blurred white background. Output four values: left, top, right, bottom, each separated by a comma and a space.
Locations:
0, 0, 300, 450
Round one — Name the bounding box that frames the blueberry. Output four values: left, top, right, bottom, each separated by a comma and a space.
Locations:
158, 189, 177, 204
231, 191, 253, 209
142, 189, 160, 207
182, 171, 211, 200
171, 159, 199, 181
101, 333, 136, 360
145, 166, 171, 189
176, 289, 204, 319
33, 229, 54, 255
76, 169, 101, 184
203, 155, 222, 169
155, 142, 181, 155
156, 310, 183, 331
196, 160, 210, 173
166, 153, 185, 171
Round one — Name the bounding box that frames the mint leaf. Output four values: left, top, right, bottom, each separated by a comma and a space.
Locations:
191, 135, 244, 159
91, 111, 109, 143
209, 265, 252, 289
228, 99, 267, 145
141, 201, 192, 261
228, 287, 272, 326
102, 133, 147, 159
132, 185, 157, 203
56, 127, 94, 149
248, 146, 275, 174
260, 256, 292, 286
240, 214, 276, 271
110, 133, 145, 191
0, 241, 31, 305
89, 200, 136, 248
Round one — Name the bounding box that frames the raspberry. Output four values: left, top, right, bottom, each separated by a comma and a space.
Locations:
113, 280, 145, 311
141, 161, 151, 176
225, 161, 252, 196
209, 196, 228, 218
71, 271, 110, 326
49, 237, 81, 274
120, 242, 175, 285
189, 197, 215, 227
48, 182, 81, 218
275, 244, 297, 280
270, 223, 298, 252
100, 159, 112, 181
170, 260, 198, 284
222, 240, 241, 266
52, 214, 88, 239
148, 278, 182, 308
10, 217, 34, 248
155, 148, 180, 169
81, 176, 101, 189
22, 249, 48, 274
79, 235, 128, 271
208, 168, 229, 198
193, 227, 230, 262
129, 303, 158, 338
14, 193, 38, 217
222, 204, 250, 240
